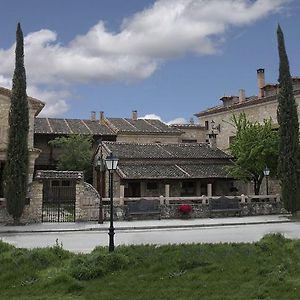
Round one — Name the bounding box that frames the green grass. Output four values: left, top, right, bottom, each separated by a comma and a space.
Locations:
1, 234, 300, 299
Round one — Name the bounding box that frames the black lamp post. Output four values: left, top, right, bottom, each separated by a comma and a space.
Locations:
105, 152, 119, 252
263, 166, 270, 195
96, 155, 105, 224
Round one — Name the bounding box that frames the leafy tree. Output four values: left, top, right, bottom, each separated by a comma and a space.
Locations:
277, 25, 300, 213
49, 135, 93, 180
228, 113, 278, 195
4, 23, 29, 224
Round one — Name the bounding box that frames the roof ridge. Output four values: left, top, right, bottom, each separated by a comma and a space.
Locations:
46, 118, 53, 133
63, 119, 73, 134
156, 143, 174, 157
122, 118, 139, 130
174, 164, 190, 177
81, 120, 93, 134
142, 118, 162, 132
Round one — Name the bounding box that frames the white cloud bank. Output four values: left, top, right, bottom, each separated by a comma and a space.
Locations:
0, 0, 290, 115
141, 113, 192, 125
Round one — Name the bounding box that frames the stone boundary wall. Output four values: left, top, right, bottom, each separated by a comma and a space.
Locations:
0, 181, 43, 224
86, 201, 286, 222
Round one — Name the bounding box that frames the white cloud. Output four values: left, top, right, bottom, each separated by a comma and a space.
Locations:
27, 86, 70, 117
0, 0, 290, 115
140, 114, 162, 121
140, 113, 187, 125
166, 117, 187, 125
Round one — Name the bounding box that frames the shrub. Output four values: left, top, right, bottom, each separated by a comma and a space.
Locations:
68, 251, 130, 281
178, 204, 192, 214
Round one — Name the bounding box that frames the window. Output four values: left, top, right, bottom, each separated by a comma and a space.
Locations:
182, 139, 197, 143
229, 136, 236, 145
147, 182, 158, 190
181, 181, 195, 196
205, 121, 209, 130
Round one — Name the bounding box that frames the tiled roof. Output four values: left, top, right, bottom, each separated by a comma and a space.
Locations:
34, 118, 115, 135
108, 118, 181, 134
103, 141, 231, 160
35, 170, 83, 179
0, 86, 45, 115
118, 163, 231, 179
195, 90, 300, 117
170, 124, 204, 129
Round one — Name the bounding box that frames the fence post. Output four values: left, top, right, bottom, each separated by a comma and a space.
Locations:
241, 194, 246, 203
276, 194, 281, 203
159, 195, 165, 205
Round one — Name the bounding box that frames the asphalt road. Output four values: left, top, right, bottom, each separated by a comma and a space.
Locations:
1, 222, 300, 253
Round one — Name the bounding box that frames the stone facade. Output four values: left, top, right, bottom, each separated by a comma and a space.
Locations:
0, 88, 44, 195
195, 70, 300, 151
0, 181, 43, 224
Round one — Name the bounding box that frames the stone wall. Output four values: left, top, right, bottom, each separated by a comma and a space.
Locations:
0, 181, 43, 224
80, 199, 286, 221
76, 181, 100, 221
199, 98, 279, 151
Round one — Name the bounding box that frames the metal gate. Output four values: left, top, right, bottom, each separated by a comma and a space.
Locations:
42, 180, 76, 222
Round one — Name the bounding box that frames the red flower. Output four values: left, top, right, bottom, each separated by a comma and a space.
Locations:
178, 204, 192, 214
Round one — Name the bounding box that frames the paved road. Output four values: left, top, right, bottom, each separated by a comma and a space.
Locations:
1, 222, 300, 253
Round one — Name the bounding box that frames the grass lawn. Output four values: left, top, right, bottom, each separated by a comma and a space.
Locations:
1, 234, 300, 299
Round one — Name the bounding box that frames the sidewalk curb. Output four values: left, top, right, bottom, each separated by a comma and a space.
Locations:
0, 219, 292, 234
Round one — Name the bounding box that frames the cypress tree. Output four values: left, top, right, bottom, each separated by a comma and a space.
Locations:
277, 24, 300, 213
4, 23, 29, 224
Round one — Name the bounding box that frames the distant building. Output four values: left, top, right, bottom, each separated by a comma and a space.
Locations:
195, 69, 300, 151
0, 87, 44, 197
95, 141, 233, 199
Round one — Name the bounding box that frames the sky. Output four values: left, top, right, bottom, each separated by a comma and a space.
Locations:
0, 0, 299, 124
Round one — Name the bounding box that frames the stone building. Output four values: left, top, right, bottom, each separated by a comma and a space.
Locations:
33, 110, 188, 172
95, 141, 234, 199
0, 87, 44, 197
195, 68, 300, 151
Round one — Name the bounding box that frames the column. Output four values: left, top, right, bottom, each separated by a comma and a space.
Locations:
207, 183, 212, 197
165, 184, 170, 204
119, 185, 125, 205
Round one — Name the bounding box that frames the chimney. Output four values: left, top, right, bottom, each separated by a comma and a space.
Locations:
132, 110, 138, 121
99, 111, 105, 125
239, 89, 246, 103
257, 68, 265, 98
208, 120, 217, 149
90, 111, 96, 121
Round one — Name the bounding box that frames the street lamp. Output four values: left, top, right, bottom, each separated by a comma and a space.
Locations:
96, 154, 105, 224
263, 166, 270, 195
105, 153, 119, 252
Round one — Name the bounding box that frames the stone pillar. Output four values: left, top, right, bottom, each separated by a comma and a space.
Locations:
28, 149, 41, 184
165, 184, 170, 198
22, 181, 43, 223
241, 194, 246, 203
120, 185, 125, 205
207, 183, 212, 197
165, 184, 170, 204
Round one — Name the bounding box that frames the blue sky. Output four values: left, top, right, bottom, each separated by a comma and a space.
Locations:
0, 0, 299, 123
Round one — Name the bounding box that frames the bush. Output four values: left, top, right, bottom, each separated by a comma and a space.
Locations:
68, 251, 130, 281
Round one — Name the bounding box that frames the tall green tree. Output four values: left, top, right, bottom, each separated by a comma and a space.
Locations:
4, 23, 29, 224
277, 25, 300, 213
49, 135, 93, 181
228, 113, 278, 195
